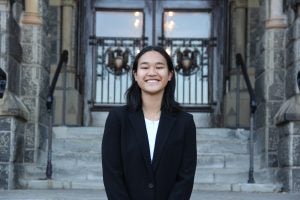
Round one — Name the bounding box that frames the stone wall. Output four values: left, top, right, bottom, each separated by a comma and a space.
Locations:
0, 117, 26, 189
275, 1, 300, 192
19, 0, 50, 166
0, 0, 50, 189
253, 0, 286, 169
0, 0, 28, 189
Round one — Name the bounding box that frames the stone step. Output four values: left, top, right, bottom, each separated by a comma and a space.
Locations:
53, 127, 104, 139
197, 140, 249, 154
20, 179, 282, 193
19, 179, 105, 190
52, 138, 101, 153
194, 168, 277, 184
196, 128, 249, 141
197, 153, 260, 169
193, 183, 282, 193
20, 126, 280, 193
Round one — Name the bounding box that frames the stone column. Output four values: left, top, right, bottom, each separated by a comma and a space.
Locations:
62, 0, 74, 66
275, 2, 300, 192
275, 95, 300, 192
22, 0, 42, 25
52, 0, 81, 125
255, 0, 287, 168
265, 0, 287, 29
0, 0, 29, 189
234, 0, 247, 58
224, 0, 254, 128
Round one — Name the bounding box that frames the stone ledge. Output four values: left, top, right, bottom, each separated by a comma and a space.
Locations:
232, 183, 282, 193
18, 179, 104, 190
275, 95, 300, 124
0, 91, 29, 121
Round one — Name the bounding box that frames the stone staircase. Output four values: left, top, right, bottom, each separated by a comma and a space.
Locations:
19, 126, 282, 192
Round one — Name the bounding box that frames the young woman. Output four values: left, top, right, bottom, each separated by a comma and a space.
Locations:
102, 46, 197, 200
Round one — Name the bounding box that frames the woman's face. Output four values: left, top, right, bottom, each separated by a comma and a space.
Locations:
134, 51, 172, 96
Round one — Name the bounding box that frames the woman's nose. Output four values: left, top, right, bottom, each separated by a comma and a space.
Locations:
148, 66, 157, 75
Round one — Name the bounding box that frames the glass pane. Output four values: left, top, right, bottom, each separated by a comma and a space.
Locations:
164, 11, 211, 38
96, 11, 143, 37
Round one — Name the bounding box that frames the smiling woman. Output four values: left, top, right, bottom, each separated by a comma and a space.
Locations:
102, 45, 197, 200
134, 51, 172, 98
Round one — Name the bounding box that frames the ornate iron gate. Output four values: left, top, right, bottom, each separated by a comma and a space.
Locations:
89, 36, 147, 107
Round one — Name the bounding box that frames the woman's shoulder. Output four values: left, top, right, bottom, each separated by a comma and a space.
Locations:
108, 105, 129, 115
170, 109, 194, 120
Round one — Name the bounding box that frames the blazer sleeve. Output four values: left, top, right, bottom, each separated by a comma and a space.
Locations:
102, 109, 131, 200
168, 114, 197, 200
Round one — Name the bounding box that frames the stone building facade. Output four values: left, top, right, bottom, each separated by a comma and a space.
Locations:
0, 0, 299, 192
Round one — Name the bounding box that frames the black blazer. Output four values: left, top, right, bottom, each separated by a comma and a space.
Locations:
102, 106, 197, 200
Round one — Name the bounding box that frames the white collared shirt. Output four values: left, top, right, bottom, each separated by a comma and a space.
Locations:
145, 118, 159, 161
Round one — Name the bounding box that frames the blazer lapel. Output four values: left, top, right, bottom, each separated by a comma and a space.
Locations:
128, 110, 153, 172
152, 110, 176, 172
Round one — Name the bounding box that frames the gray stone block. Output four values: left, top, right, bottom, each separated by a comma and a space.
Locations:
0, 164, 9, 189
278, 136, 291, 167
293, 136, 300, 166
0, 118, 11, 131
197, 154, 225, 168
286, 65, 299, 98
292, 168, 300, 192
0, 132, 10, 162
24, 150, 34, 163
268, 127, 279, 151
25, 123, 35, 149
268, 71, 285, 101
268, 153, 279, 167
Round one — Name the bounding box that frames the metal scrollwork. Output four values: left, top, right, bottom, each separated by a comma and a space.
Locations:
105, 48, 131, 75
174, 48, 200, 76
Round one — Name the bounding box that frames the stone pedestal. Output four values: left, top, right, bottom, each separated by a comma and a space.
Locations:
275, 94, 300, 192
0, 91, 28, 189
53, 89, 81, 125
50, 0, 82, 126
224, 67, 255, 128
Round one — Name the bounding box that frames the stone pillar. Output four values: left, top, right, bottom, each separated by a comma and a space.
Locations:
275, 2, 300, 192
62, 0, 73, 66
20, 0, 50, 169
235, 0, 247, 58
0, 0, 29, 189
255, 0, 287, 168
224, 0, 255, 128
22, 0, 42, 25
52, 0, 81, 125
275, 95, 300, 192
0, 92, 29, 189
265, 0, 287, 28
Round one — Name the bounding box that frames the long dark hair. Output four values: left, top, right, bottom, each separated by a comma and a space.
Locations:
126, 46, 180, 112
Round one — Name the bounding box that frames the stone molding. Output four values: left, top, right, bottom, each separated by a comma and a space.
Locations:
22, 0, 42, 25
62, 0, 76, 7
234, 0, 248, 8
0, 91, 29, 121
265, 17, 288, 29
22, 12, 42, 25
275, 94, 300, 124
266, 0, 288, 29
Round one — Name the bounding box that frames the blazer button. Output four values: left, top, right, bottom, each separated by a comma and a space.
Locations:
148, 183, 154, 189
